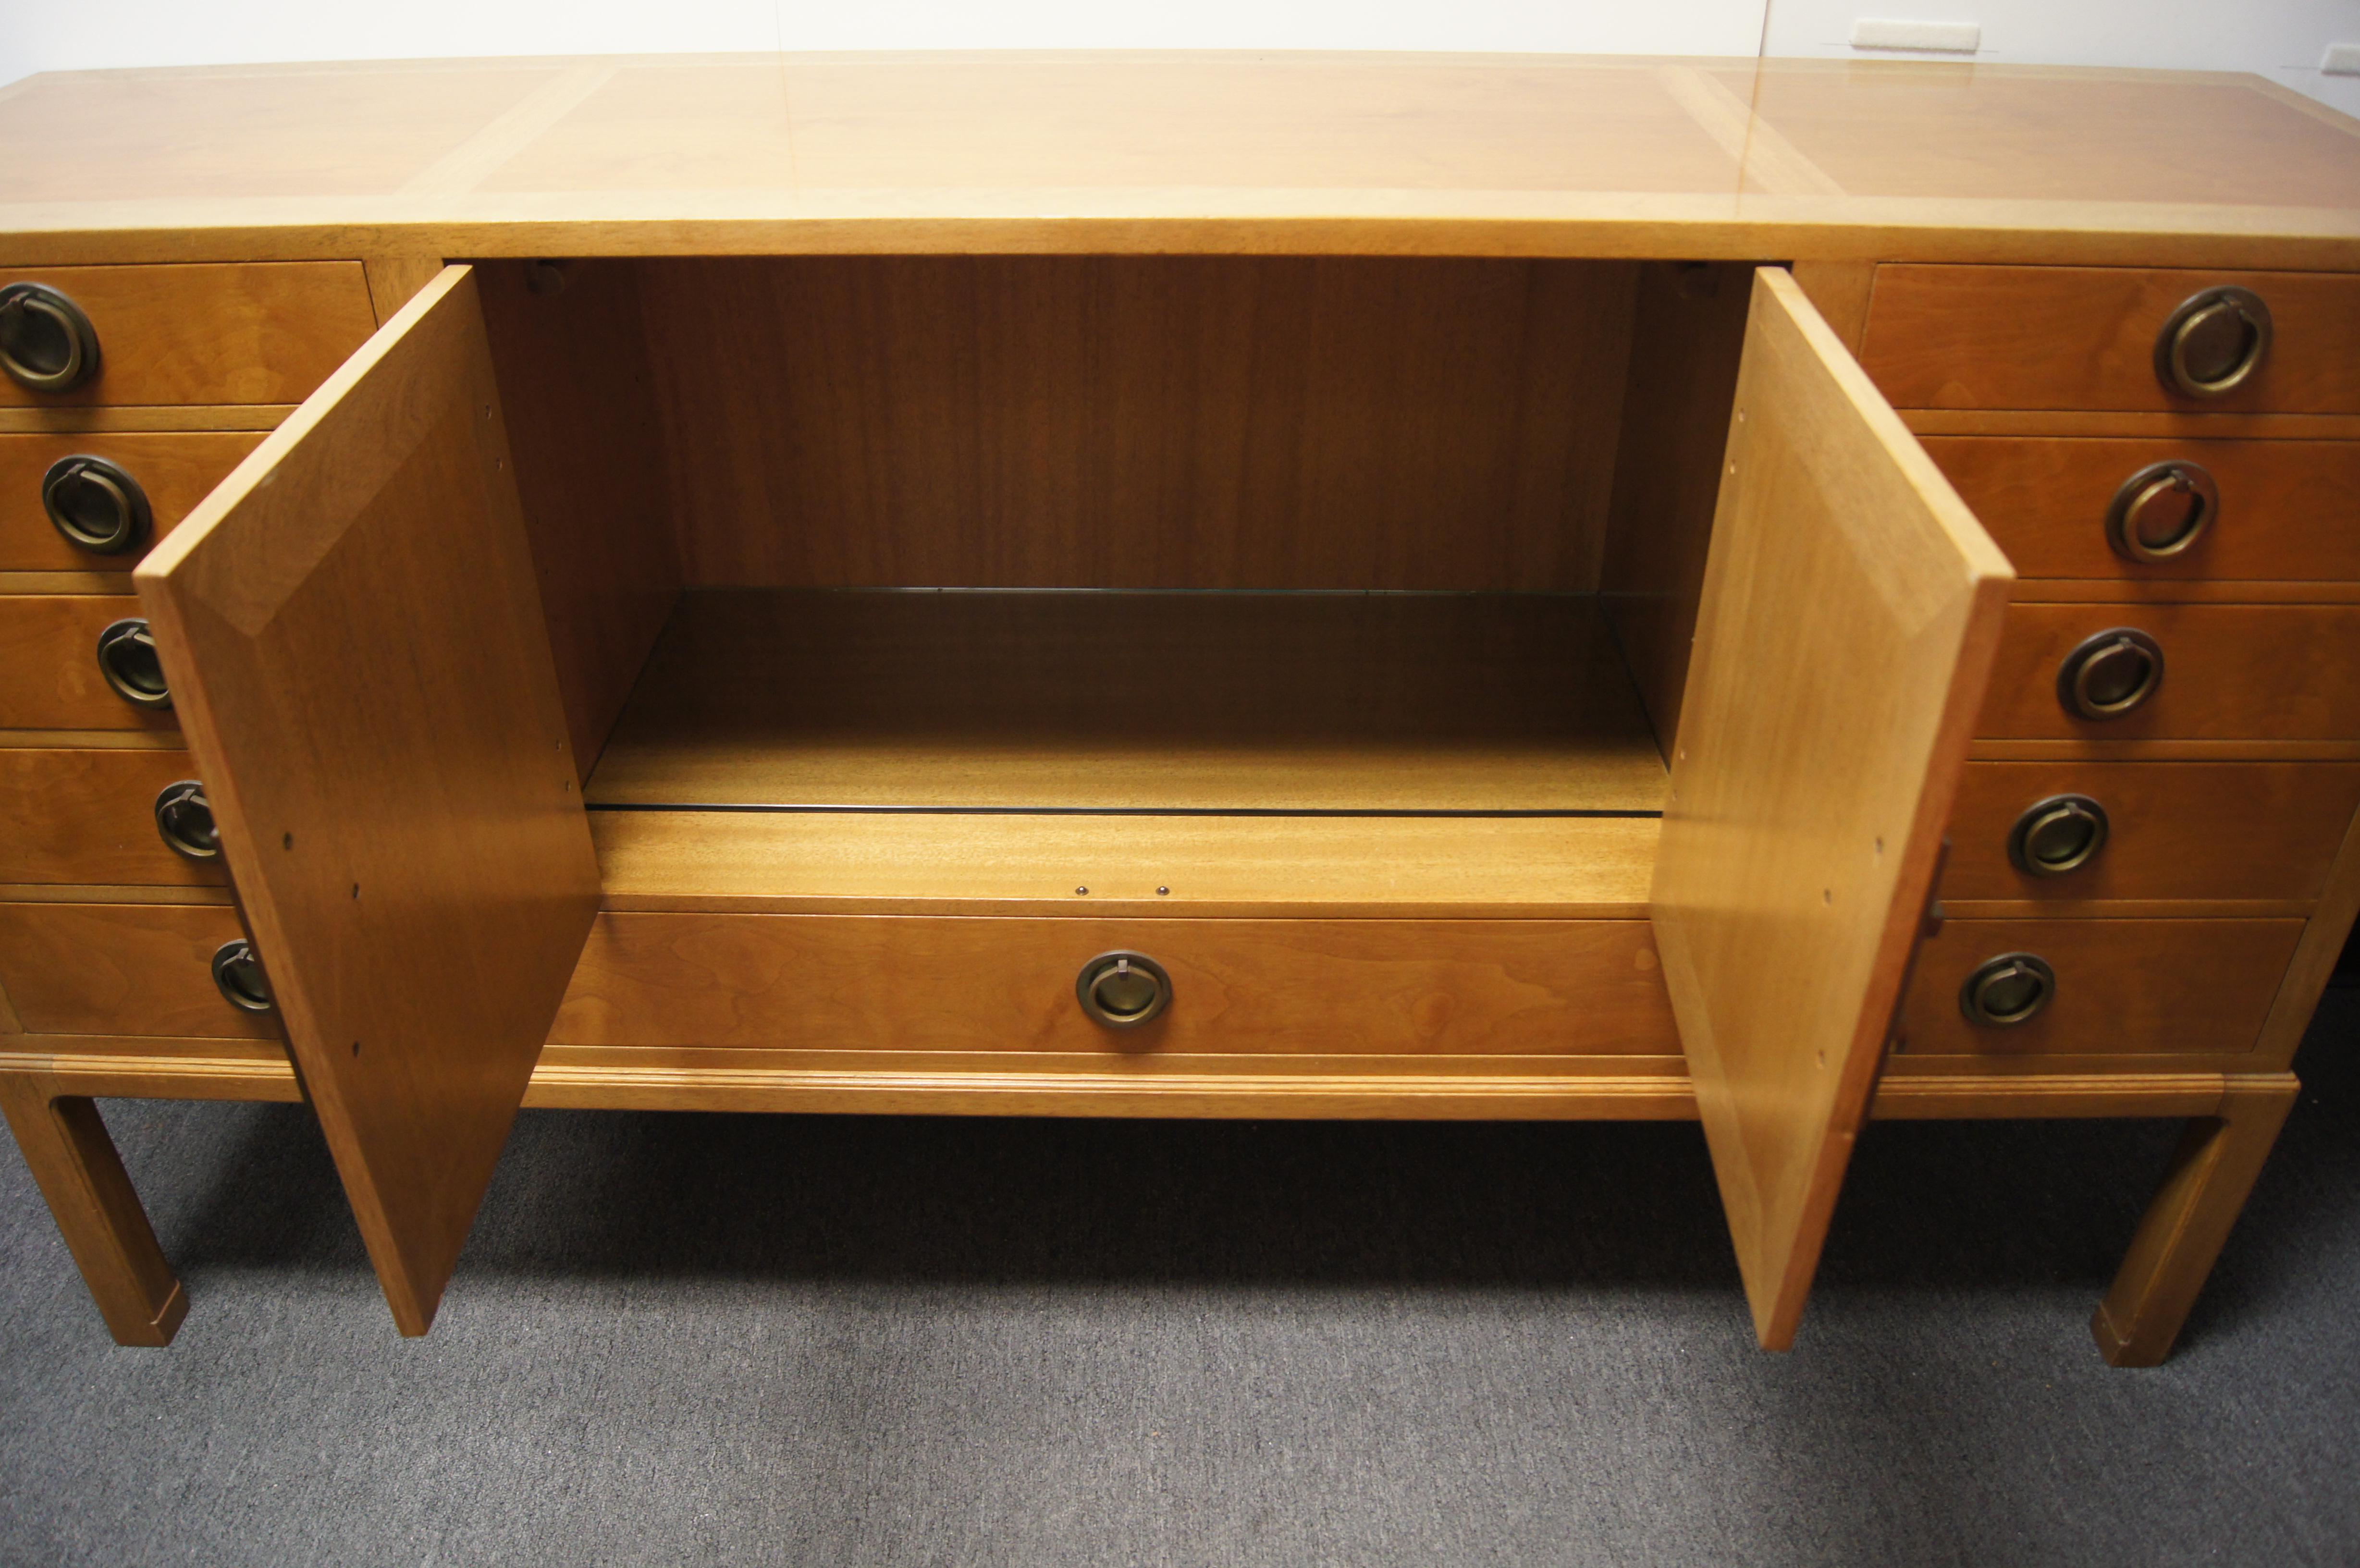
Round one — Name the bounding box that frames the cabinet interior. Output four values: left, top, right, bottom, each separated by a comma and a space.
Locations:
473, 255, 1759, 912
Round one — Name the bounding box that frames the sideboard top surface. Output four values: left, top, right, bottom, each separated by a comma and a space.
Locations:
3, 52, 2359, 266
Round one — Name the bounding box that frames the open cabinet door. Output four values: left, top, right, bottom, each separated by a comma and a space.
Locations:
135, 267, 600, 1335
1654, 268, 2013, 1350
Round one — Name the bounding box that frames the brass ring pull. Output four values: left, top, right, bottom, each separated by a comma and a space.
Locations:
2104, 460, 2217, 564
1959, 952, 2055, 1028
2006, 794, 2109, 877
2154, 286, 2272, 399
41, 455, 153, 555
0, 282, 101, 392
1076, 951, 1172, 1030
211, 938, 274, 1015
153, 780, 220, 860
96, 617, 172, 710
2056, 627, 2163, 721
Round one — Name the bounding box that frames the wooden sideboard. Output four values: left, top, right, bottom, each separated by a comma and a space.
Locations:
1, 53, 2356, 1363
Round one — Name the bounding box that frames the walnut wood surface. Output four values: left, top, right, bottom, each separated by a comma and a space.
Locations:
0, 263, 377, 407
550, 912, 1678, 1057
1897, 916, 2304, 1058
588, 589, 1668, 812
0, 431, 263, 571
0, 595, 179, 731
1921, 435, 2360, 582
592, 810, 1659, 919
1861, 266, 2360, 414
1978, 604, 2360, 741
1944, 760, 2360, 905
639, 256, 1635, 591
0, 900, 270, 1039
0, 747, 223, 887
1654, 268, 2013, 1351
134, 266, 601, 1335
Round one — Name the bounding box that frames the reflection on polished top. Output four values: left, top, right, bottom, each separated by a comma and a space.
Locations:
0, 53, 2357, 260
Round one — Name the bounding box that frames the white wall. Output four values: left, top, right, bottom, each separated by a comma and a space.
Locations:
1, 0, 2355, 117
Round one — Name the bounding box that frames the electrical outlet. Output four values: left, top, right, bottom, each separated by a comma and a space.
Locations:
1850, 19, 1981, 54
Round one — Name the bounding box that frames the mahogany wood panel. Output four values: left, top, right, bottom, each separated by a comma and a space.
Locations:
0, 901, 272, 1039
549, 912, 1678, 1057
0, 1077, 187, 1345
1861, 266, 2360, 414
589, 589, 1667, 812
135, 267, 601, 1336
637, 255, 1637, 590
1599, 260, 1755, 752
0, 747, 223, 887
1654, 268, 2013, 1351
2253, 787, 2360, 1069
1978, 603, 2360, 741
1944, 760, 2360, 905
1920, 435, 2360, 582
1898, 916, 2304, 1057
0, 595, 179, 731
0, 431, 263, 571
474, 258, 678, 779
0, 263, 377, 408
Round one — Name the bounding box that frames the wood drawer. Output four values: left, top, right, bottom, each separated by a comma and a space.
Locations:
1945, 760, 2360, 904
1978, 603, 2360, 741
0, 901, 271, 1040
0, 748, 222, 887
0, 596, 178, 730
0, 263, 376, 408
1921, 436, 2360, 582
0, 431, 262, 571
1860, 266, 2360, 413
1897, 916, 2303, 1057
550, 913, 1680, 1056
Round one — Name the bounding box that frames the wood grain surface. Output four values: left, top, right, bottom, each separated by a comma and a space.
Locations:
588, 589, 1668, 812
0, 263, 377, 407
1861, 266, 2360, 414
0, 900, 270, 1039
1653, 267, 2013, 1350
0, 595, 180, 731
0, 431, 263, 571
1978, 603, 2360, 741
134, 266, 600, 1336
0, 747, 223, 887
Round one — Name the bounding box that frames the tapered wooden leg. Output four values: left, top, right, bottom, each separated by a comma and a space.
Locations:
2092, 1079, 2299, 1368
0, 1074, 186, 1347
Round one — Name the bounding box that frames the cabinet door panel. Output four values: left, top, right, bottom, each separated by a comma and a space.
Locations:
134, 267, 599, 1335
1654, 268, 2013, 1349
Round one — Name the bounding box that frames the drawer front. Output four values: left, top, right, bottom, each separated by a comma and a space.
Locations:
1898, 916, 2303, 1056
1921, 435, 2360, 582
0, 748, 223, 887
0, 431, 262, 570
1978, 603, 2360, 741
0, 262, 376, 407
1861, 266, 2360, 413
1946, 760, 2360, 903
551, 913, 1679, 1055
0, 596, 179, 730
0, 902, 273, 1039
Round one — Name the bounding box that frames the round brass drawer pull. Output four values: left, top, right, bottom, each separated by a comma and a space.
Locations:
153, 780, 219, 860
2104, 460, 2217, 564
96, 617, 172, 710
41, 455, 152, 556
2056, 627, 2163, 721
1076, 951, 1171, 1029
1959, 952, 2055, 1029
2007, 793, 2109, 877
211, 938, 274, 1015
2155, 286, 2272, 399
0, 282, 101, 393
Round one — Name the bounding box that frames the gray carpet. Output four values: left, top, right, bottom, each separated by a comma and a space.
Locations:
4, 990, 2357, 1567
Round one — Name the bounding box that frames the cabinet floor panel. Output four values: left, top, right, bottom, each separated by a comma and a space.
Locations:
585, 588, 1668, 813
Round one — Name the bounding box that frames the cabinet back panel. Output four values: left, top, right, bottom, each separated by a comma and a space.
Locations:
638, 256, 1637, 591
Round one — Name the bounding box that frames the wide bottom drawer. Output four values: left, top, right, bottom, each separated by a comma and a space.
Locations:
550, 913, 1679, 1056
0, 901, 269, 1040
